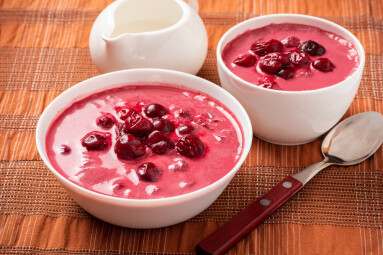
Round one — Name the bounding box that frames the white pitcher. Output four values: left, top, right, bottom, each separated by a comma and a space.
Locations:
89, 0, 208, 75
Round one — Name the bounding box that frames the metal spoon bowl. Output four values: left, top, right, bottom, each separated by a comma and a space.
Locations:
294, 111, 383, 185
323, 111, 383, 165
196, 111, 383, 255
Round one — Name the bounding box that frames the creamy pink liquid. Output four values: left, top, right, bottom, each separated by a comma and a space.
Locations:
222, 23, 360, 91
46, 85, 243, 199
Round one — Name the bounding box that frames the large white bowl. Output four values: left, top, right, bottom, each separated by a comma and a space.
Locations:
36, 69, 252, 229
217, 14, 365, 145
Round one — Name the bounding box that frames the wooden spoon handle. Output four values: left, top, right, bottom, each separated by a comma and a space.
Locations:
195, 176, 303, 255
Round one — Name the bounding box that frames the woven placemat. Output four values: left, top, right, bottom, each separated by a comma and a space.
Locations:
0, 0, 382, 254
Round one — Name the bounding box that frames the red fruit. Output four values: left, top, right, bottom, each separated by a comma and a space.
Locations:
277, 67, 295, 80
259, 52, 290, 75
233, 54, 257, 67
175, 134, 205, 158
312, 58, 335, 72
177, 109, 193, 119
259, 58, 282, 74
290, 51, 310, 66
59, 145, 71, 154
115, 122, 127, 137
114, 134, 146, 159
176, 123, 196, 135
152, 119, 174, 134
117, 108, 139, 121
299, 40, 325, 56
96, 113, 116, 129
143, 104, 167, 118
250, 42, 267, 56
81, 132, 111, 151
265, 39, 284, 53
250, 39, 283, 56
274, 52, 291, 66
146, 130, 173, 154
137, 162, 161, 182
256, 77, 280, 90
125, 114, 153, 137
281, 36, 300, 48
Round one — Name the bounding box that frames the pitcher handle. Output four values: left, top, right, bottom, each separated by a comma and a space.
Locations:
187, 0, 199, 12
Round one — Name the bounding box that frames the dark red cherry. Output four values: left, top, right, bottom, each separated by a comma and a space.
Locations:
233, 54, 257, 67
143, 104, 167, 118
256, 77, 280, 90
264, 39, 284, 53
281, 36, 300, 48
250, 39, 283, 56
176, 123, 196, 135
259, 52, 290, 75
177, 109, 193, 119
175, 134, 205, 158
81, 132, 110, 151
259, 57, 282, 74
250, 42, 267, 56
137, 162, 161, 182
290, 51, 310, 66
59, 145, 71, 154
114, 134, 146, 159
117, 108, 139, 121
259, 58, 282, 74
125, 114, 153, 137
299, 40, 325, 56
146, 130, 173, 154
312, 58, 335, 72
152, 119, 174, 134
115, 122, 127, 137
96, 113, 116, 129
259, 52, 290, 74
277, 67, 295, 80
316, 46, 325, 56
271, 52, 290, 66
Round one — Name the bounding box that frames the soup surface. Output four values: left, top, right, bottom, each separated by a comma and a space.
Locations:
46, 85, 243, 199
222, 23, 360, 91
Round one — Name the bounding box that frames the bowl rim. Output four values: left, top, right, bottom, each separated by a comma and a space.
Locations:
216, 13, 366, 95
36, 68, 253, 207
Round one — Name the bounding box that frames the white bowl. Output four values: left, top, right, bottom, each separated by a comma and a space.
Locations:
36, 69, 252, 228
217, 14, 365, 145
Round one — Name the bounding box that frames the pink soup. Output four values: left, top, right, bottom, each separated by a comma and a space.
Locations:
46, 85, 243, 199
222, 23, 360, 91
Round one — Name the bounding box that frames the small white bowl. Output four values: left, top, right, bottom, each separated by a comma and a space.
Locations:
217, 14, 365, 145
36, 69, 252, 229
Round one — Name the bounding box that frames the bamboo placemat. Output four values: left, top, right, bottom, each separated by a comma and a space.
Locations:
1, 0, 383, 254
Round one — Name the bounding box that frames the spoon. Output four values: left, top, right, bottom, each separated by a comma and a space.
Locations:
196, 111, 383, 255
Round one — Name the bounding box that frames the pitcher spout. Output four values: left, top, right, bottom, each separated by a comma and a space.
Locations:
101, 28, 116, 44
